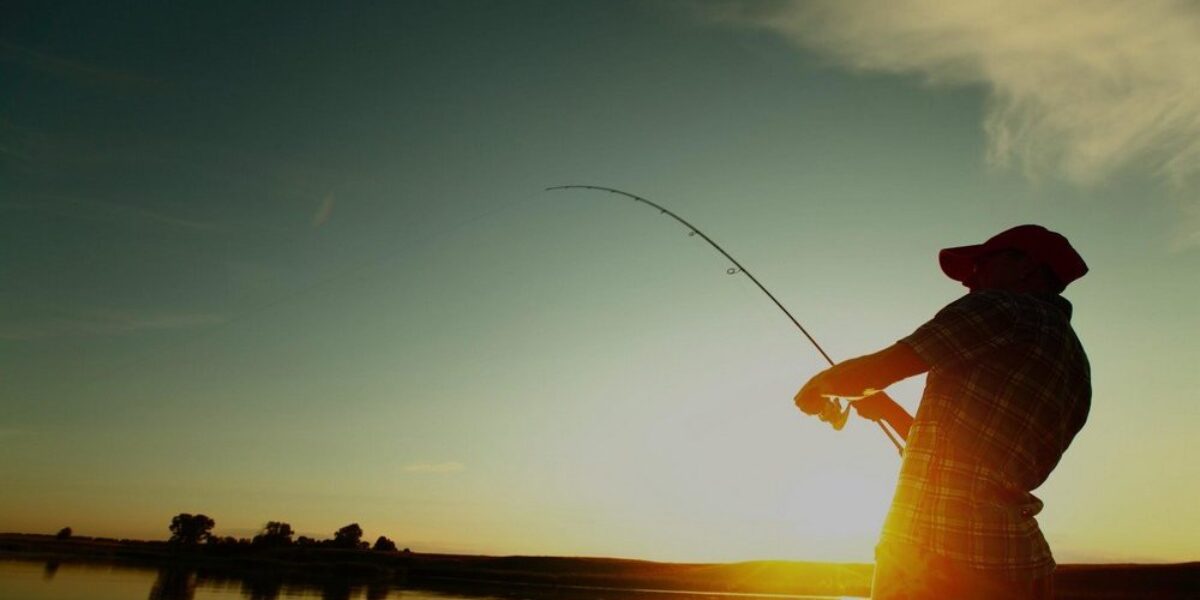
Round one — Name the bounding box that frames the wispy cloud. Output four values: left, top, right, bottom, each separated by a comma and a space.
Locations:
0, 427, 30, 440
312, 193, 335, 228
716, 0, 1200, 185
0, 309, 225, 341
0, 40, 160, 88
1, 119, 343, 235
5, 194, 221, 233
402, 462, 465, 474
711, 0, 1200, 244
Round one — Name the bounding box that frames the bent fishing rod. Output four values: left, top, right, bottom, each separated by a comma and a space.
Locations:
547, 184, 904, 456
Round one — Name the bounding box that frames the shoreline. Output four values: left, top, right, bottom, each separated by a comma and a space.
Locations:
2, 533, 1196, 599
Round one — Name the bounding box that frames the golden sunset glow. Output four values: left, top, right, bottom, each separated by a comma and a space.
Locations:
2, 0, 1197, 574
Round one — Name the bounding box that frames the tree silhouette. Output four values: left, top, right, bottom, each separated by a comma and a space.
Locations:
55, 527, 72, 540
332, 523, 363, 549
372, 535, 397, 552
253, 521, 294, 547
169, 513, 215, 545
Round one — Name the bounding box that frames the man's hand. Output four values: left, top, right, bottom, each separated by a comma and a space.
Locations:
851, 390, 913, 441
851, 391, 898, 421
794, 370, 832, 416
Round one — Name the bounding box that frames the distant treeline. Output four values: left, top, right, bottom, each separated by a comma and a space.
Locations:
56, 513, 406, 553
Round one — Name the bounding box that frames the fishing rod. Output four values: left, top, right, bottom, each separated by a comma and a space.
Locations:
547, 184, 904, 456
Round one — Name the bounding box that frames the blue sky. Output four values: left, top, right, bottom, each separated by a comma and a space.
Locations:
2, 1, 1197, 563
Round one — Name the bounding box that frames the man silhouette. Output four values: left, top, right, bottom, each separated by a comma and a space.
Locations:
794, 225, 1090, 599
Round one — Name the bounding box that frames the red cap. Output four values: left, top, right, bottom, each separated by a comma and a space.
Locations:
939, 225, 1088, 288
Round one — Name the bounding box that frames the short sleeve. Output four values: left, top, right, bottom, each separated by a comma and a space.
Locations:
900, 291, 1026, 370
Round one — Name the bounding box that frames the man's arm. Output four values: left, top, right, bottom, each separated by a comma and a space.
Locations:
796, 342, 929, 399
794, 342, 927, 441
816, 342, 929, 397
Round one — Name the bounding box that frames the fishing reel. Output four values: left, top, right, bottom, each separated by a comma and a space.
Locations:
817, 396, 852, 431
796, 392, 853, 430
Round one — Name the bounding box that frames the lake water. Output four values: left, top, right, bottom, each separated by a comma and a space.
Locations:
0, 559, 851, 600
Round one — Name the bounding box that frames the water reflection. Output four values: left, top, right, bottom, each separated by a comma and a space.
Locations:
311, 579, 390, 600
148, 567, 197, 600
366, 581, 391, 600
141, 566, 392, 600
4, 559, 849, 600
238, 572, 283, 600
318, 579, 352, 600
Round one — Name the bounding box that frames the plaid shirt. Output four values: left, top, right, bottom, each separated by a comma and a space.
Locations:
882, 290, 1091, 580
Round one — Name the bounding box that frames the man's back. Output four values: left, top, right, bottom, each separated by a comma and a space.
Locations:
882, 290, 1091, 579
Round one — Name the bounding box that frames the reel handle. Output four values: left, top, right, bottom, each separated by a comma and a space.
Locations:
818, 397, 851, 431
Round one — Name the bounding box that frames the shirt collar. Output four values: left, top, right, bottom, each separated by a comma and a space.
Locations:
1038, 293, 1074, 319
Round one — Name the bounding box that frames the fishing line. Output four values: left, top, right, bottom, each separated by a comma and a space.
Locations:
547, 184, 904, 456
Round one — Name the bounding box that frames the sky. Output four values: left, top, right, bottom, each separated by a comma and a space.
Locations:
2, 0, 1198, 564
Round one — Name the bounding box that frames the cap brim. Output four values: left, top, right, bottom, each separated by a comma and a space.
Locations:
938, 244, 985, 282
